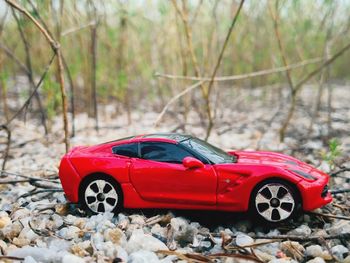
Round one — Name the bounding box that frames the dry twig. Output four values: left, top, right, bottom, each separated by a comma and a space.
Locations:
5, 0, 70, 152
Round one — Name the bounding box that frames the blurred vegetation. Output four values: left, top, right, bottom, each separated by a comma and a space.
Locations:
0, 0, 350, 136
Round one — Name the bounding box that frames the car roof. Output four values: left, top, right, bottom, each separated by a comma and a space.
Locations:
106, 133, 192, 146
142, 133, 191, 142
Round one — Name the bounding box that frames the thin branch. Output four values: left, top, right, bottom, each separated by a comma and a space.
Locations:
6, 0, 70, 152
294, 42, 350, 92
18, 188, 63, 199
249, 233, 350, 242
171, 0, 213, 140
308, 211, 350, 221
154, 81, 205, 127
330, 168, 350, 177
0, 42, 30, 74
153, 57, 322, 127
155, 57, 323, 82
61, 54, 76, 137
204, 0, 245, 139
5, 53, 56, 125
206, 0, 245, 96
330, 188, 350, 194
11, 7, 48, 134
0, 125, 11, 175
61, 20, 97, 36
5, 0, 56, 47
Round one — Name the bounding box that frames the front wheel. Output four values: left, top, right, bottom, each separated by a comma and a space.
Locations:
80, 175, 123, 214
251, 180, 298, 223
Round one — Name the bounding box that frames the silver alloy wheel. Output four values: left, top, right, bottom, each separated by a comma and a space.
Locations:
84, 179, 118, 213
255, 183, 295, 222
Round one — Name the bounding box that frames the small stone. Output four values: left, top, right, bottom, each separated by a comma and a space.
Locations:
327, 220, 350, 235
235, 233, 254, 246
3, 221, 23, 239
343, 255, 350, 263
331, 244, 349, 260
116, 246, 128, 262
306, 245, 332, 260
62, 253, 85, 263
97, 241, 119, 258
281, 241, 305, 261
254, 249, 275, 261
129, 215, 145, 226
71, 243, 91, 257
0, 215, 11, 229
235, 220, 252, 233
0, 239, 8, 253
11, 208, 30, 221
12, 238, 31, 247
170, 217, 188, 231
151, 224, 166, 238
23, 256, 37, 263
269, 259, 298, 263
128, 250, 160, 263
8, 247, 58, 262
287, 225, 311, 236
126, 229, 168, 253
104, 228, 126, 245
306, 257, 326, 263
58, 226, 82, 240
19, 227, 39, 242
55, 204, 69, 215
74, 218, 86, 229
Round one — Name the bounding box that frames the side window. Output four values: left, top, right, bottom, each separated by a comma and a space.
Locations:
141, 142, 193, 164
112, 143, 139, 158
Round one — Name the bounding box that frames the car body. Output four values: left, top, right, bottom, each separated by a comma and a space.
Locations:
59, 133, 332, 223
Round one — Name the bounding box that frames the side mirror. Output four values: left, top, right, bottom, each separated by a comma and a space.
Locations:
183, 157, 204, 169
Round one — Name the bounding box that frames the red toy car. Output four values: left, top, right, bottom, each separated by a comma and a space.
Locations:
59, 133, 332, 223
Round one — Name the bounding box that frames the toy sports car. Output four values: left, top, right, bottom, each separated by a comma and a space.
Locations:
59, 133, 332, 223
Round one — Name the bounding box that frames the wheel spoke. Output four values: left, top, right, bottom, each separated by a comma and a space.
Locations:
256, 192, 270, 204
267, 185, 279, 198
260, 207, 273, 220
85, 187, 97, 197
103, 199, 116, 212
96, 180, 105, 192
279, 193, 294, 203
90, 202, 99, 212
277, 207, 292, 219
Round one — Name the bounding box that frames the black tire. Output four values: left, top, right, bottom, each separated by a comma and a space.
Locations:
250, 179, 299, 224
79, 174, 123, 214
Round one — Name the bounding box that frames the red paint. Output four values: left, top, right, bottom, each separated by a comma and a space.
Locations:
59, 134, 332, 213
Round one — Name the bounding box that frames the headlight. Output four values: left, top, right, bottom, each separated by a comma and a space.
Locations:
289, 169, 317, 180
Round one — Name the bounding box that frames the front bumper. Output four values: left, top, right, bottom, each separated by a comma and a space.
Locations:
298, 177, 332, 211
58, 156, 81, 203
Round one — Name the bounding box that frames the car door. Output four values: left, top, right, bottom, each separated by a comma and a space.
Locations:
129, 141, 217, 205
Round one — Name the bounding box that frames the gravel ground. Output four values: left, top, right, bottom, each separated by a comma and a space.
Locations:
0, 84, 349, 262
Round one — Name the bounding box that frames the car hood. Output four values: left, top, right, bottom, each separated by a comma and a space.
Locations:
230, 150, 328, 180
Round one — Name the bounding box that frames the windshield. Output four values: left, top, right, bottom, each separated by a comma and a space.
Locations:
181, 138, 236, 164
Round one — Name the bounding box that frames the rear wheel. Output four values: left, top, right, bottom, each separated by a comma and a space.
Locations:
251, 180, 298, 223
80, 175, 123, 214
